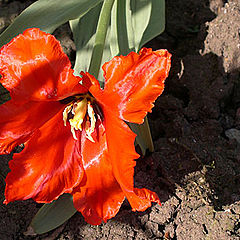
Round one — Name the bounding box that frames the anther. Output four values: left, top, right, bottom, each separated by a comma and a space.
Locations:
62, 95, 97, 142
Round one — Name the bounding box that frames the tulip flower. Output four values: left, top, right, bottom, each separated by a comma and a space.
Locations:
0, 28, 171, 225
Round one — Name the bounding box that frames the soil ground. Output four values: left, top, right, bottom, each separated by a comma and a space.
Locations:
0, 0, 240, 239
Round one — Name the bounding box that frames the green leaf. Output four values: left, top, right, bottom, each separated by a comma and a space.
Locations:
0, 0, 103, 47
70, 0, 165, 80
88, 0, 115, 79
129, 117, 154, 156
26, 194, 77, 235
131, 0, 165, 51
111, 0, 165, 54
109, 0, 135, 56
70, 4, 102, 75
70, 3, 112, 85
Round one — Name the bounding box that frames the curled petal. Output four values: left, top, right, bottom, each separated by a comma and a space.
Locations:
79, 76, 161, 216
0, 99, 64, 154
4, 110, 83, 204
73, 118, 125, 225
104, 110, 160, 212
81, 71, 102, 95
88, 48, 171, 124
0, 28, 87, 102
131, 188, 160, 211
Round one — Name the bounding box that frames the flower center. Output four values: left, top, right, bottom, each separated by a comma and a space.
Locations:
62, 94, 96, 142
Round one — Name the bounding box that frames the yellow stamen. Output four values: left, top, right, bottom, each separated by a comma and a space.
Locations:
62, 95, 97, 142
85, 102, 96, 142
63, 104, 72, 126
71, 125, 78, 140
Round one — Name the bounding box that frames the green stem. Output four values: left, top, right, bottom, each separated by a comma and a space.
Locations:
142, 116, 154, 152
88, 0, 115, 78
129, 116, 154, 156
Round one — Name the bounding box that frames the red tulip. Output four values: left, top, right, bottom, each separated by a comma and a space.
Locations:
0, 28, 171, 225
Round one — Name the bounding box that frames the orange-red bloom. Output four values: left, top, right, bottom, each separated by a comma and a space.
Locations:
0, 28, 171, 225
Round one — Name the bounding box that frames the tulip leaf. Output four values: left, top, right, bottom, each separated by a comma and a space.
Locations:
70, 3, 112, 84
0, 0, 103, 47
70, 0, 165, 82
129, 117, 154, 156
110, 0, 165, 55
109, 0, 135, 56
131, 0, 165, 51
70, 5, 101, 75
26, 194, 77, 235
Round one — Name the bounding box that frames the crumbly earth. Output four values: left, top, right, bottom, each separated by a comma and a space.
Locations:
0, 0, 240, 239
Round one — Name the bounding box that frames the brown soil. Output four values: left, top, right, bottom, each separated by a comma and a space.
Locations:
0, 0, 240, 239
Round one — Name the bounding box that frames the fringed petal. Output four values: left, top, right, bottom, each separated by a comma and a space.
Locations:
4, 110, 83, 204
73, 117, 125, 225
0, 28, 87, 102
0, 99, 63, 154
92, 48, 171, 124
104, 111, 160, 212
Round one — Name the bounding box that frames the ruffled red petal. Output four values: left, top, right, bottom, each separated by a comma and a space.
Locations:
0, 28, 87, 102
0, 99, 63, 154
104, 110, 160, 211
89, 48, 171, 124
4, 110, 83, 204
79, 72, 161, 222
73, 117, 125, 225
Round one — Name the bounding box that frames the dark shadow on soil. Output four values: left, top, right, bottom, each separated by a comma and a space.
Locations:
142, 0, 240, 213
